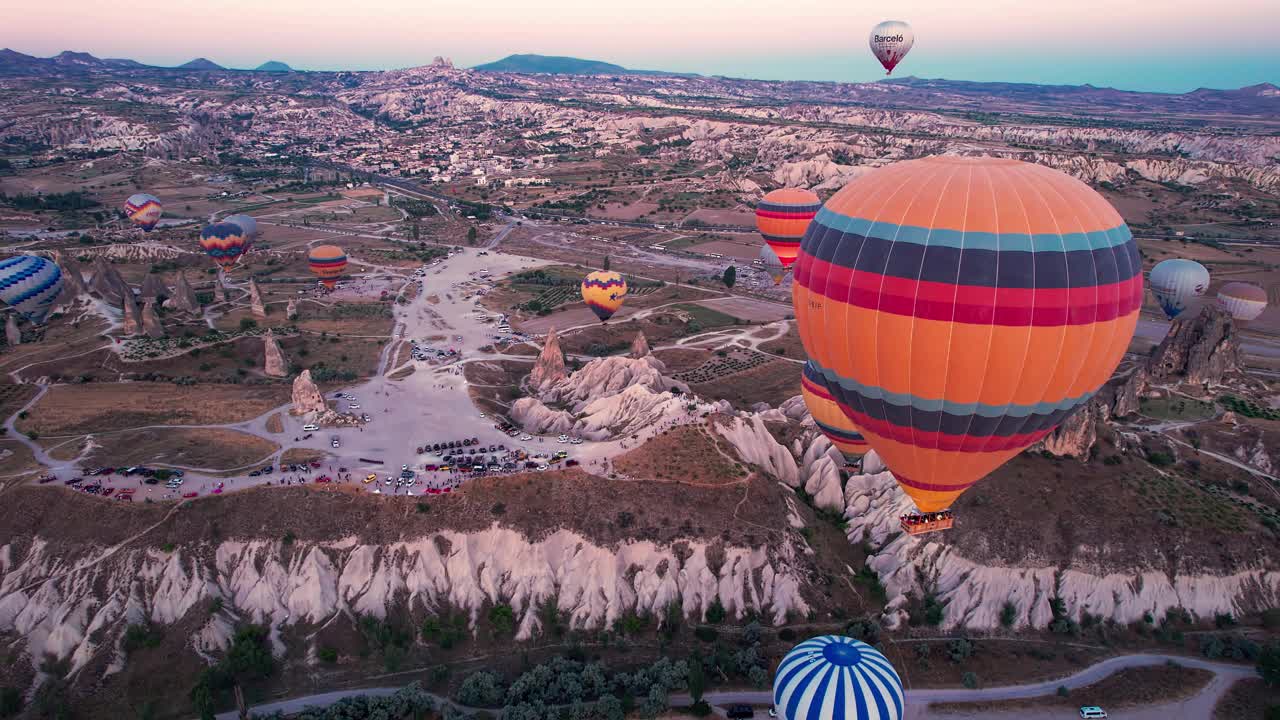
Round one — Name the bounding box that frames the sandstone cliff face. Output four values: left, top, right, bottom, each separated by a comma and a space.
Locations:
140, 300, 165, 339
248, 279, 267, 318
263, 330, 287, 378
1149, 305, 1243, 386
167, 272, 200, 314
529, 327, 567, 390
630, 330, 651, 359
89, 257, 126, 303
59, 258, 88, 297
290, 369, 327, 415
138, 273, 168, 300
119, 291, 142, 336
0, 529, 810, 675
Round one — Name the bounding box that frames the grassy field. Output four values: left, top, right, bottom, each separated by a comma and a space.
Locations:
929, 663, 1212, 712
86, 428, 278, 471
16, 383, 290, 436
1214, 678, 1280, 719
1139, 395, 1217, 421
613, 424, 749, 486
671, 303, 740, 329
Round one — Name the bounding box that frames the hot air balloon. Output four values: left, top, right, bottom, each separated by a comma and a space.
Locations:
1218, 282, 1267, 323
793, 156, 1141, 531
224, 214, 259, 239
0, 255, 64, 325
759, 245, 787, 286
756, 188, 820, 271
123, 193, 163, 232
309, 245, 347, 289
774, 636, 904, 720
869, 21, 914, 75
581, 270, 627, 322
199, 222, 252, 271
801, 361, 868, 463
1149, 259, 1209, 319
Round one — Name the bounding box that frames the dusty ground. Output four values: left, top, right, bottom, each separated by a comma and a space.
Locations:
684, 358, 802, 411
85, 428, 279, 471
1214, 677, 1280, 719
613, 424, 748, 486
15, 383, 291, 436
928, 663, 1213, 712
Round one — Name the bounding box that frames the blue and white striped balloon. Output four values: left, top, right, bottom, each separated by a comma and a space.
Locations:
774, 636, 904, 720
0, 255, 63, 325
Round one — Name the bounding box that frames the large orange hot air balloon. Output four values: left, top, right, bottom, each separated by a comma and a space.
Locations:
756, 188, 820, 271
800, 360, 868, 464
794, 156, 1141, 517
308, 245, 347, 289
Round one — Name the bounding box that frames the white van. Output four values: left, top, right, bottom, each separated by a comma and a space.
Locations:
302, 424, 319, 432
1078, 708, 1107, 719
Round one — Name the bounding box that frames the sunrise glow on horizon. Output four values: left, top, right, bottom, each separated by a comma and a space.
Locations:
1, 0, 1276, 92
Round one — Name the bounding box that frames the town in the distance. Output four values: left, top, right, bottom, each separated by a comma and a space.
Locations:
0, 17, 1278, 720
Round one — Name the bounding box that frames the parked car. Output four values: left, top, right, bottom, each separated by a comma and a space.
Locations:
302, 424, 319, 432
1079, 709, 1108, 720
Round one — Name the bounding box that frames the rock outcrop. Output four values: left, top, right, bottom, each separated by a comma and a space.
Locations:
167, 272, 200, 313
713, 413, 799, 487
286, 299, 298, 321
0, 528, 810, 674
529, 327, 567, 390
291, 369, 328, 415
1112, 366, 1149, 418
89, 257, 127, 303
1148, 305, 1242, 385
4, 315, 20, 347
119, 291, 142, 336
140, 300, 165, 339
138, 273, 168, 300
59, 258, 88, 297
630, 331, 651, 358
248, 279, 267, 318
542, 354, 681, 412
263, 331, 287, 378
1038, 397, 1102, 459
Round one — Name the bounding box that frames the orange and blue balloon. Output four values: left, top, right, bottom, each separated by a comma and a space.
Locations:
308, 245, 347, 289
756, 189, 820, 271
801, 361, 868, 462
794, 156, 1140, 513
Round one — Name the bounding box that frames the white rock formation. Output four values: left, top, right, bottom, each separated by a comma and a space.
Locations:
0, 528, 810, 673
800, 435, 845, 511
529, 326, 567, 390
630, 331, 651, 358
263, 330, 287, 378
290, 369, 327, 415
712, 414, 799, 486
248, 279, 266, 318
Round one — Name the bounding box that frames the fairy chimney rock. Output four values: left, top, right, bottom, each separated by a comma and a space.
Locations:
5, 315, 20, 347
139, 273, 169, 300
141, 300, 165, 338
263, 330, 288, 378
530, 326, 568, 389
120, 292, 142, 336
168, 271, 200, 313
248, 279, 267, 318
630, 330, 651, 358
286, 299, 298, 321
60, 258, 88, 296
291, 369, 328, 415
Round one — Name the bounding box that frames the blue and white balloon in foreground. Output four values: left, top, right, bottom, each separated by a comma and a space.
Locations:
0, 255, 63, 325
1149, 258, 1209, 319
774, 636, 904, 720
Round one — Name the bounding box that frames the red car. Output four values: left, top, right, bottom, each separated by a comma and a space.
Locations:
315, 476, 332, 483
182, 492, 198, 499
310, 461, 322, 468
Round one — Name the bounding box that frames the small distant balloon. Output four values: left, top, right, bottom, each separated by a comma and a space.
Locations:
0, 255, 63, 325
309, 245, 347, 289
1218, 282, 1267, 323
123, 193, 163, 232
199, 222, 252, 271
581, 270, 627, 322
1149, 259, 1209, 319
224, 214, 259, 238
869, 20, 914, 75
759, 245, 786, 285
755, 188, 820, 271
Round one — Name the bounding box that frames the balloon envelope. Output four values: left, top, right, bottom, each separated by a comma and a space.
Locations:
801, 361, 868, 461
869, 20, 914, 74
1149, 259, 1209, 319
581, 270, 627, 322
123, 193, 163, 232
759, 245, 786, 285
309, 245, 347, 289
1218, 282, 1267, 322
794, 156, 1141, 512
199, 222, 252, 270
223, 214, 259, 238
756, 188, 820, 270
774, 636, 904, 720
0, 255, 63, 325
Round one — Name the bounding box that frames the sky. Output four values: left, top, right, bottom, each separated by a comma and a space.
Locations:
1, 0, 1276, 93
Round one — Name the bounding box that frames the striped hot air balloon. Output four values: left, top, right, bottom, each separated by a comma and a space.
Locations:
0, 255, 63, 325
581, 270, 627, 322
801, 361, 868, 462
774, 636, 904, 720
224, 214, 259, 239
198, 222, 252, 271
759, 245, 786, 286
1149, 258, 1209, 319
1218, 282, 1267, 323
794, 156, 1141, 514
756, 188, 820, 270
308, 245, 347, 289
123, 193, 163, 232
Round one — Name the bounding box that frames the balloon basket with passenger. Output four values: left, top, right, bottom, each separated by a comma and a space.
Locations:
900, 510, 954, 535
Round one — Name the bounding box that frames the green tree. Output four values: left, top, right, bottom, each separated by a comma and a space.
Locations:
1259, 643, 1280, 687
603, 255, 611, 271
467, 226, 478, 245
722, 266, 736, 288
687, 657, 707, 704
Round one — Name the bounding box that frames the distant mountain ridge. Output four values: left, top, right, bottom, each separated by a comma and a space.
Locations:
472, 53, 695, 77
255, 60, 292, 73
178, 57, 223, 71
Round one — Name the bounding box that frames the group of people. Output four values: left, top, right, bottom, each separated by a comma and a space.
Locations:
901, 510, 954, 527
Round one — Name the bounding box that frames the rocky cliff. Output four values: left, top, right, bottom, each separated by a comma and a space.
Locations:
248, 279, 266, 318
140, 300, 164, 339
1149, 305, 1243, 386
138, 273, 168, 300
167, 271, 200, 314
263, 331, 287, 378
630, 330, 651, 359
529, 327, 567, 390
290, 369, 327, 415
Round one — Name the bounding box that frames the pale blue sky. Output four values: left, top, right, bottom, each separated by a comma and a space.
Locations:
0, 0, 1275, 92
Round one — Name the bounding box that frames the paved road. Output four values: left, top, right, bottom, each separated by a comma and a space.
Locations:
209, 653, 1250, 720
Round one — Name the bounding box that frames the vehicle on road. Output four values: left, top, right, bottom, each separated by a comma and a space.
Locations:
349, 404, 361, 410
1079, 709, 1107, 719
364, 474, 377, 484
557, 434, 569, 443
302, 424, 318, 432
182, 492, 198, 499
520, 434, 532, 441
